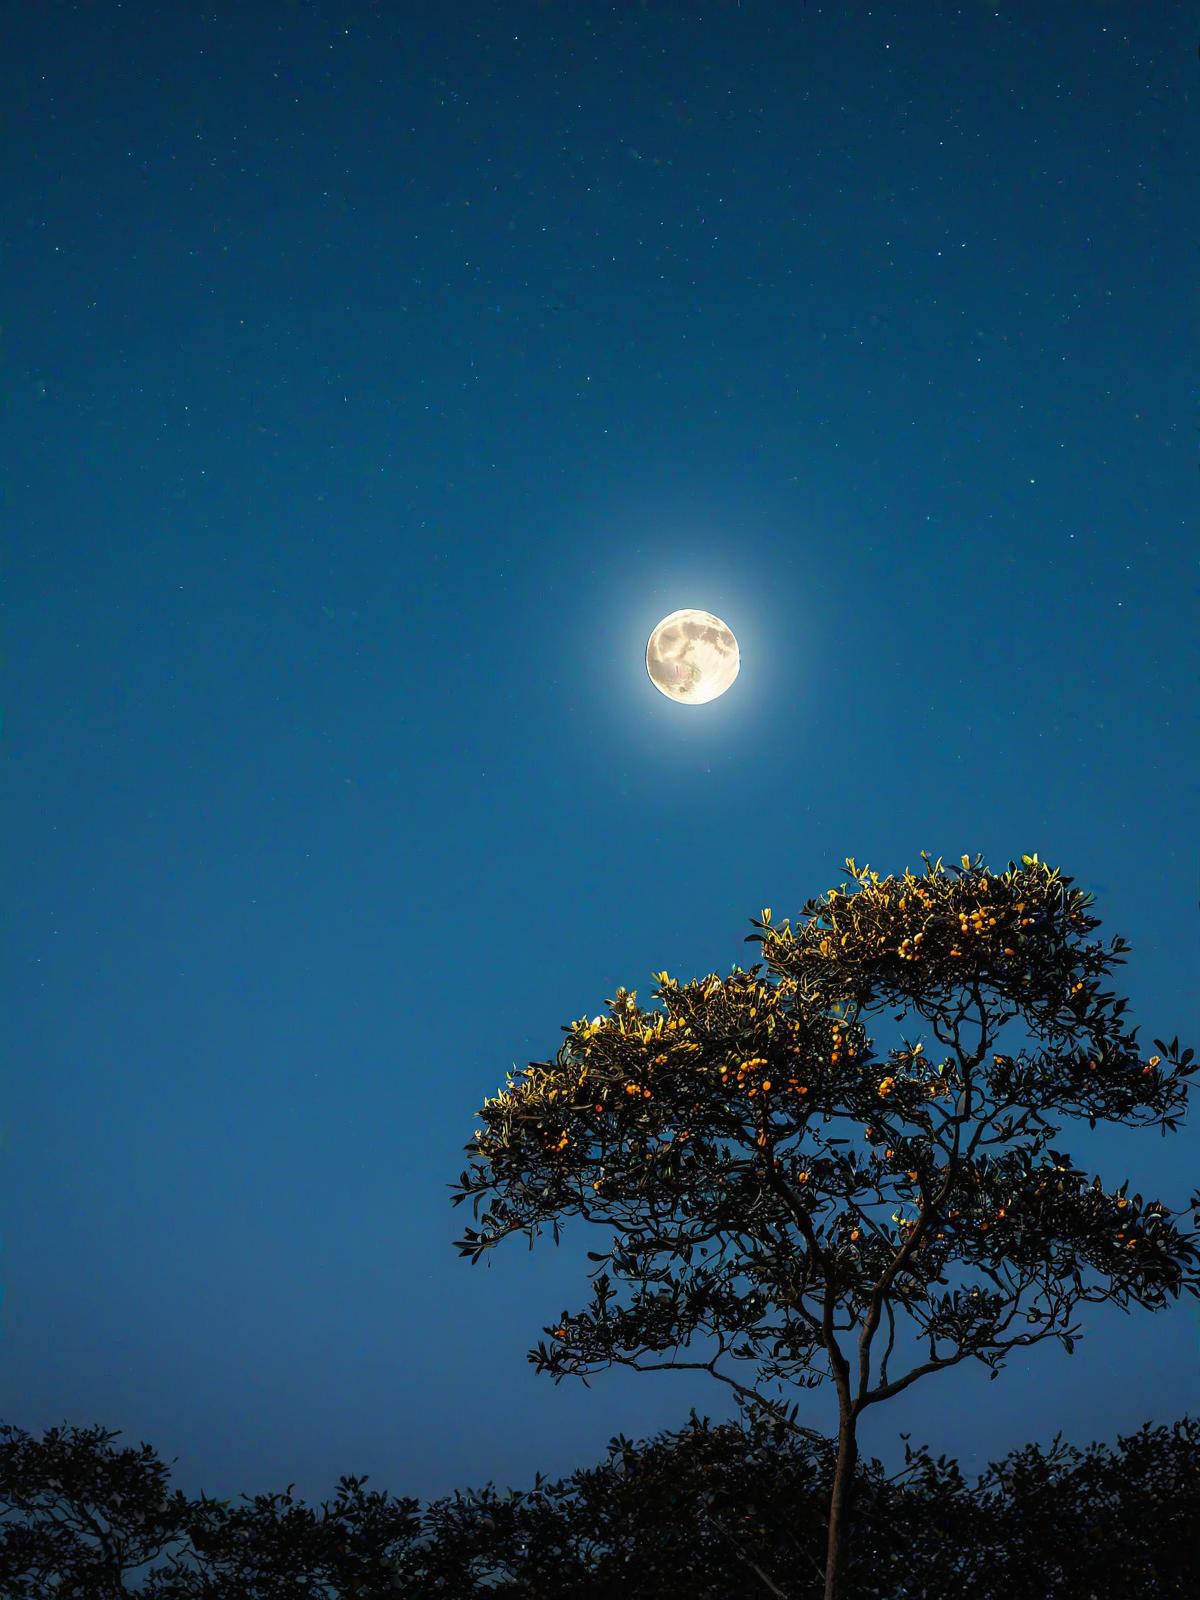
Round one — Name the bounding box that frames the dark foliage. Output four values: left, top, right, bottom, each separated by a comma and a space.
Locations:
2, 1412, 1196, 1598
0, 1422, 193, 1599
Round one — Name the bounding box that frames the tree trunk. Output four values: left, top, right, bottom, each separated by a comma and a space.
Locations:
823, 1409, 858, 1600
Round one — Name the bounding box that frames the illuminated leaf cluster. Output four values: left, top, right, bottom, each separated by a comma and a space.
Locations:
452, 853, 1198, 1436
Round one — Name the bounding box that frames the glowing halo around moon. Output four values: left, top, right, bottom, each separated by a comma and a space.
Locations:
645, 608, 740, 705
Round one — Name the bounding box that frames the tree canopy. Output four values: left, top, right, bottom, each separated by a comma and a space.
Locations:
451, 852, 1199, 1596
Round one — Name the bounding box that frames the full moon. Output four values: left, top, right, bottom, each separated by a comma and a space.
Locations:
645, 609, 740, 705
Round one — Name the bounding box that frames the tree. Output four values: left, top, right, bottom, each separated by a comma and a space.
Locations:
451, 852, 1200, 1599
3, 1407, 1196, 1596
978, 1416, 1200, 1599
419, 1409, 1199, 1600
0, 1422, 424, 1600
415, 1406, 897, 1599
155, 1475, 424, 1598
0, 1421, 194, 1598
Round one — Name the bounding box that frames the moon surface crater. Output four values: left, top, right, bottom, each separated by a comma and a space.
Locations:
646, 609, 740, 704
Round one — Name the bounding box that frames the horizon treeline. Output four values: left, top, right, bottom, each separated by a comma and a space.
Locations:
1, 1407, 1195, 1598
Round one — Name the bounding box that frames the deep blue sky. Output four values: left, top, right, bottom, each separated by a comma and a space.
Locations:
4, 1, 1196, 1512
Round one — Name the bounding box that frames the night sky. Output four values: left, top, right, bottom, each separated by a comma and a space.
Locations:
4, 1, 1197, 1515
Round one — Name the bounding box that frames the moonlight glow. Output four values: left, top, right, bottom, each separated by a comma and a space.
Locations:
645, 609, 740, 705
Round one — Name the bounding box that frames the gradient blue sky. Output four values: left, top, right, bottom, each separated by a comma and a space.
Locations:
4, 0, 1196, 1513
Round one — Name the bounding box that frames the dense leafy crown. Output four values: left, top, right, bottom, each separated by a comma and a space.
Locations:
452, 854, 1197, 1419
